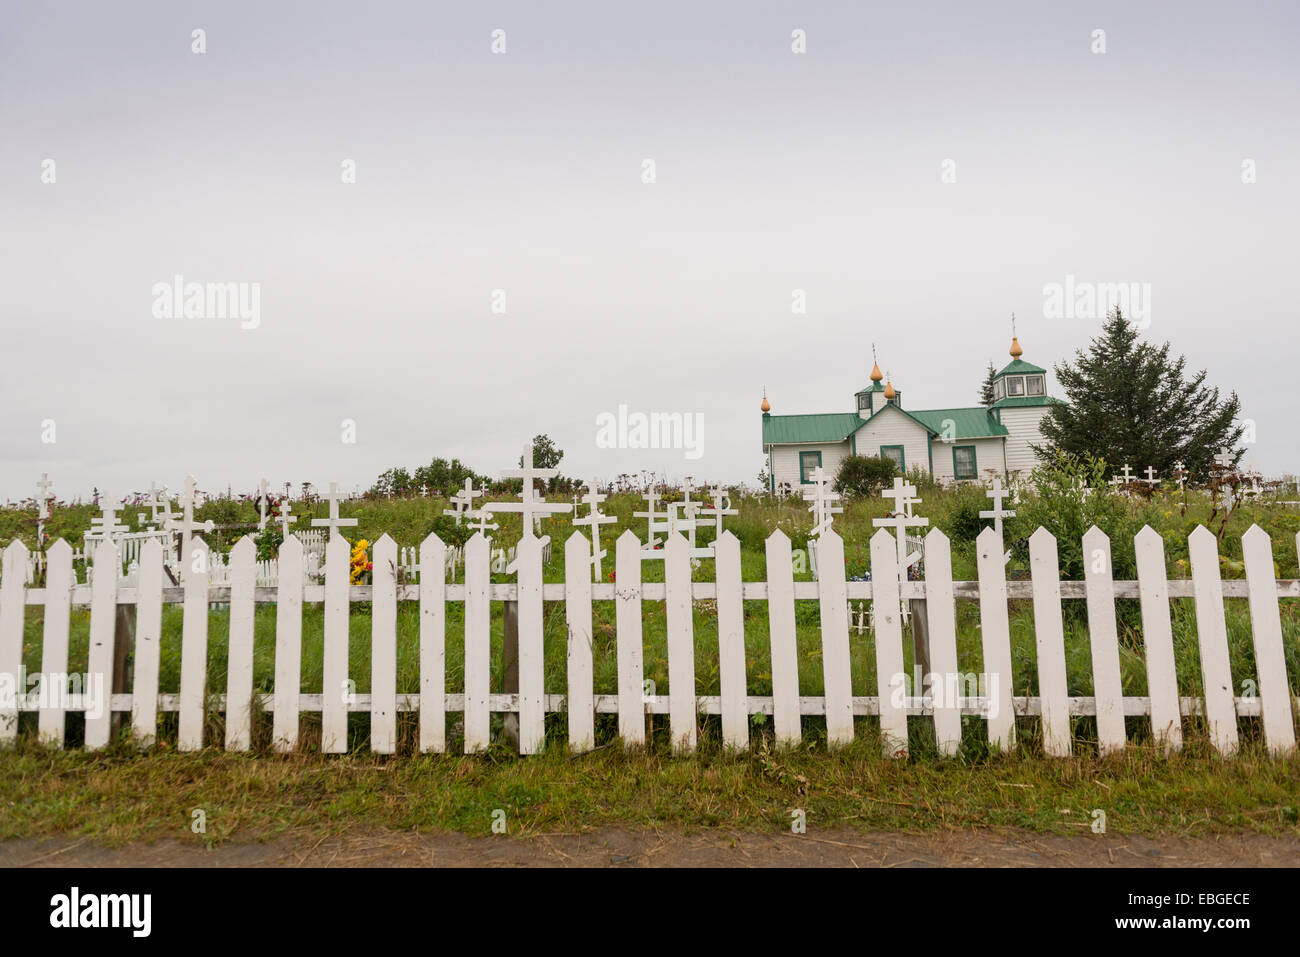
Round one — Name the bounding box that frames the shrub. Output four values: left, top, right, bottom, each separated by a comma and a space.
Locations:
1006, 451, 1152, 581
834, 455, 897, 500
940, 483, 989, 543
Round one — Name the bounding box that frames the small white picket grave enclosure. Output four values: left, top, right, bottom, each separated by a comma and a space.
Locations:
0, 523, 1297, 758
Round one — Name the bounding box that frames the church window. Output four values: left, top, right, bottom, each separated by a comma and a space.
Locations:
953, 445, 977, 480
1006, 376, 1025, 396
857, 393, 870, 411
880, 445, 905, 472
799, 451, 822, 483
1026, 375, 1044, 395
994, 379, 1004, 400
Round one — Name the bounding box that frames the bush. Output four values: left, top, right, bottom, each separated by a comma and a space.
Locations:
940, 483, 989, 543
1006, 452, 1152, 581
834, 455, 897, 500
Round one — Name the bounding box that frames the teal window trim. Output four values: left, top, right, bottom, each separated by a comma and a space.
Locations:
952, 444, 977, 481
799, 450, 823, 484
850, 433, 857, 456
880, 445, 905, 472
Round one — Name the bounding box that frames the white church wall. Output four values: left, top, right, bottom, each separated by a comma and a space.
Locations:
851, 408, 930, 475
999, 406, 1052, 477
770, 441, 850, 491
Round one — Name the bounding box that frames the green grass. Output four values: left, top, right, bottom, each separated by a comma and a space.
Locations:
1, 736, 1297, 845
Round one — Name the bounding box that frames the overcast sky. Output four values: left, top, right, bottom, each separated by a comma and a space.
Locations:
2, 0, 1297, 501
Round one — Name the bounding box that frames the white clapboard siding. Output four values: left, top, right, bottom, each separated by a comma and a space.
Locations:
1188, 526, 1239, 756
463, 533, 491, 753
321, 534, 350, 753
564, 532, 595, 752
38, 540, 73, 746
664, 533, 697, 753
1134, 526, 1182, 753
84, 539, 119, 750
178, 537, 210, 751
870, 528, 908, 756
923, 528, 961, 756
516, 533, 545, 755
419, 532, 447, 753
817, 531, 854, 748
223, 537, 255, 751
1241, 525, 1296, 756
615, 530, 645, 746
370, 534, 398, 754
714, 531, 749, 751
1081, 527, 1126, 755
273, 535, 304, 751
1029, 528, 1071, 757
976, 528, 1015, 751
0, 541, 29, 743
765, 530, 802, 747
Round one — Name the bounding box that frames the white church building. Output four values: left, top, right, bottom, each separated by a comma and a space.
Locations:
761, 335, 1063, 491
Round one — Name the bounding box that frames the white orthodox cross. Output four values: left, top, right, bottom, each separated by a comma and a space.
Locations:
37, 473, 54, 521
142, 482, 169, 528
1173, 460, 1187, 491
572, 482, 616, 580
257, 479, 270, 532
634, 491, 671, 551
467, 506, 499, 536
979, 478, 1016, 537
277, 500, 298, 538
1119, 463, 1135, 484
443, 478, 481, 526
88, 496, 129, 542
668, 484, 705, 549
1143, 466, 1160, 487
312, 482, 359, 539
1214, 450, 1234, 469
803, 467, 843, 537
492, 443, 572, 537
874, 478, 928, 582
698, 486, 739, 539
167, 475, 215, 559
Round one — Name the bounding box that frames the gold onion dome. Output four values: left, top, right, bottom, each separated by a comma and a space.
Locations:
870, 362, 884, 382
884, 379, 896, 400
1010, 337, 1023, 358
761, 394, 771, 413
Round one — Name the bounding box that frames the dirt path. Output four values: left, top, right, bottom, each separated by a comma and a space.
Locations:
5, 828, 1300, 867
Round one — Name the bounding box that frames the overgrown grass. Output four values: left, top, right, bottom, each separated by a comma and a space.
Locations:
2, 735, 1297, 845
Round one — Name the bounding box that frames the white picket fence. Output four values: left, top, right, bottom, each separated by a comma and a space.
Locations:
0, 523, 1297, 757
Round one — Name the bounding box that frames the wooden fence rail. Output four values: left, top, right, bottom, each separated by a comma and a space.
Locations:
0, 524, 1297, 758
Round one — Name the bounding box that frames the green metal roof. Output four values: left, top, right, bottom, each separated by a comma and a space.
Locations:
762, 412, 864, 445
990, 395, 1064, 409
908, 407, 1009, 439
854, 381, 886, 396
995, 358, 1047, 376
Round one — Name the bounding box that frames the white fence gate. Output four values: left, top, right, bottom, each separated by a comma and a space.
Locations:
0, 524, 1296, 758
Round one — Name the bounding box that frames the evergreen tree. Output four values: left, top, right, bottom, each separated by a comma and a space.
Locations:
978, 362, 997, 406
1037, 309, 1244, 481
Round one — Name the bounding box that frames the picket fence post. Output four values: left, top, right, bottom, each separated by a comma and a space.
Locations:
976, 527, 1015, 751
322, 534, 350, 753
765, 530, 801, 747
1188, 526, 1238, 755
